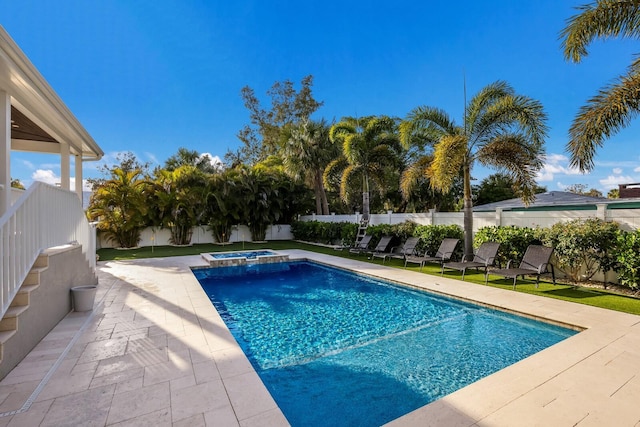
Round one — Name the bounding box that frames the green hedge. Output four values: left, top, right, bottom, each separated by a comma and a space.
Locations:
294, 219, 640, 289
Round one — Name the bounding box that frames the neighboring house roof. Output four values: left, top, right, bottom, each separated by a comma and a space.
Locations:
473, 191, 610, 212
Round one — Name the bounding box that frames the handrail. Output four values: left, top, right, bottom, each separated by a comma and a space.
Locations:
0, 182, 96, 318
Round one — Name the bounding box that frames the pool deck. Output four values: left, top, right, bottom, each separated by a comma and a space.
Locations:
0, 250, 638, 426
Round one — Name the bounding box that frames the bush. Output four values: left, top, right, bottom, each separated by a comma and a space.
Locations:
474, 226, 543, 268
414, 224, 464, 260
540, 218, 620, 282
291, 220, 356, 245
612, 230, 640, 289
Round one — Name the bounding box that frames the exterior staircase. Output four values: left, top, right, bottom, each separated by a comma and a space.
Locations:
0, 252, 48, 364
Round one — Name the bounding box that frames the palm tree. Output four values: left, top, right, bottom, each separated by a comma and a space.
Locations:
87, 168, 150, 248
153, 166, 207, 245
204, 170, 244, 243
560, 1, 640, 171
283, 119, 337, 215
400, 81, 548, 259
324, 116, 403, 220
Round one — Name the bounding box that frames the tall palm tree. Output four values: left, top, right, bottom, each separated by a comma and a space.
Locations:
560, 0, 640, 171
324, 116, 403, 220
283, 119, 337, 215
400, 81, 548, 259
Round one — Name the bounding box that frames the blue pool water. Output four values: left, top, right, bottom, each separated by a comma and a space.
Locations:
193, 261, 577, 427
209, 250, 275, 259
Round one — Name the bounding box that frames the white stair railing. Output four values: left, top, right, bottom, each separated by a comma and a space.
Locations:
0, 182, 96, 318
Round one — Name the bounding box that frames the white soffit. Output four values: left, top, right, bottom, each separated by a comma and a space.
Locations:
0, 25, 103, 160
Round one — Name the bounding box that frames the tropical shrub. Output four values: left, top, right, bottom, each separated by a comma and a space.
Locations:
612, 230, 640, 289
291, 220, 356, 245
474, 226, 543, 268
540, 218, 620, 282
204, 170, 244, 244
414, 224, 464, 259
87, 168, 150, 248
153, 166, 206, 246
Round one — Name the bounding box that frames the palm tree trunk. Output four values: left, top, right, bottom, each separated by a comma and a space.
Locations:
462, 163, 474, 261
315, 169, 330, 215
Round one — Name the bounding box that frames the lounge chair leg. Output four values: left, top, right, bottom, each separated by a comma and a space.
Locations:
461, 270, 466, 281
513, 277, 517, 290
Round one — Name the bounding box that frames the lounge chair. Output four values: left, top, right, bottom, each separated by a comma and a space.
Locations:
442, 242, 500, 280
349, 234, 373, 255
373, 236, 420, 264
367, 236, 394, 259
405, 238, 460, 272
487, 244, 556, 289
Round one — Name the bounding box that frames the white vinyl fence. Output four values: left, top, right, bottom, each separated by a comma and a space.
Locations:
97, 224, 293, 249
300, 204, 640, 232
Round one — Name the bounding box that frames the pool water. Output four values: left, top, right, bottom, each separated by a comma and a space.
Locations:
209, 250, 275, 259
193, 261, 577, 427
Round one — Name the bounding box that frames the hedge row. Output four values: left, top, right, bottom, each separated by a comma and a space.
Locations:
293, 219, 640, 289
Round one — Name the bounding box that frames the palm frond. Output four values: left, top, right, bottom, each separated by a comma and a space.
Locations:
560, 0, 640, 63
568, 68, 640, 171
403, 106, 457, 138
400, 155, 434, 200
339, 164, 361, 203
430, 135, 467, 192
323, 157, 347, 191
466, 81, 513, 134
477, 134, 544, 204
474, 94, 548, 148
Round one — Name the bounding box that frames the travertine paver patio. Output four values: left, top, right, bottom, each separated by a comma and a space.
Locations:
0, 250, 638, 426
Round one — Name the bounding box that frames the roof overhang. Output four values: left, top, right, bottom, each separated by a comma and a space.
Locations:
0, 25, 103, 160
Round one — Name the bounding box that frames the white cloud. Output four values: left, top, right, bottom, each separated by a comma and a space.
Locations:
31, 169, 92, 191
556, 181, 568, 190
599, 175, 635, 190
635, 166, 640, 173
144, 152, 159, 165
31, 169, 59, 185
21, 160, 35, 170
200, 152, 224, 169
613, 168, 623, 175
536, 153, 583, 182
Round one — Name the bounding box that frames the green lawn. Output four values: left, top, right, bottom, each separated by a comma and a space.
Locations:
97, 241, 640, 316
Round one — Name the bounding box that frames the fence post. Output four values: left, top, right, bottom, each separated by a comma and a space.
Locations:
495, 207, 503, 226
387, 210, 393, 224
429, 209, 435, 226
596, 203, 608, 221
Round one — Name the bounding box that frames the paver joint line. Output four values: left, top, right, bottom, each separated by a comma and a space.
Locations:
0, 277, 117, 418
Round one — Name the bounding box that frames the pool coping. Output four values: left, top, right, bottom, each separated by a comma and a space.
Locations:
0, 249, 638, 426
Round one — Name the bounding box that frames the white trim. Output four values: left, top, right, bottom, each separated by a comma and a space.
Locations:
0, 26, 103, 160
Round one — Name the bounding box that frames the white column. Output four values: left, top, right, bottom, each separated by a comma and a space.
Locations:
74, 154, 83, 200
0, 91, 10, 216
60, 142, 70, 190
496, 207, 503, 226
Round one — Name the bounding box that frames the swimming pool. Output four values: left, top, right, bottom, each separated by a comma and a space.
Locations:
193, 261, 577, 426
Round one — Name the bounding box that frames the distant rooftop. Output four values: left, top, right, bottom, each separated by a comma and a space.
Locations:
473, 191, 609, 212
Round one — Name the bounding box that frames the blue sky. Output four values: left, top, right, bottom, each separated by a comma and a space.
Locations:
4, 0, 640, 194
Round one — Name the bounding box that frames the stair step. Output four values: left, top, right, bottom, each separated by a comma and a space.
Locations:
23, 267, 46, 286
11, 285, 39, 308
32, 253, 49, 269
0, 330, 16, 344
0, 306, 28, 332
